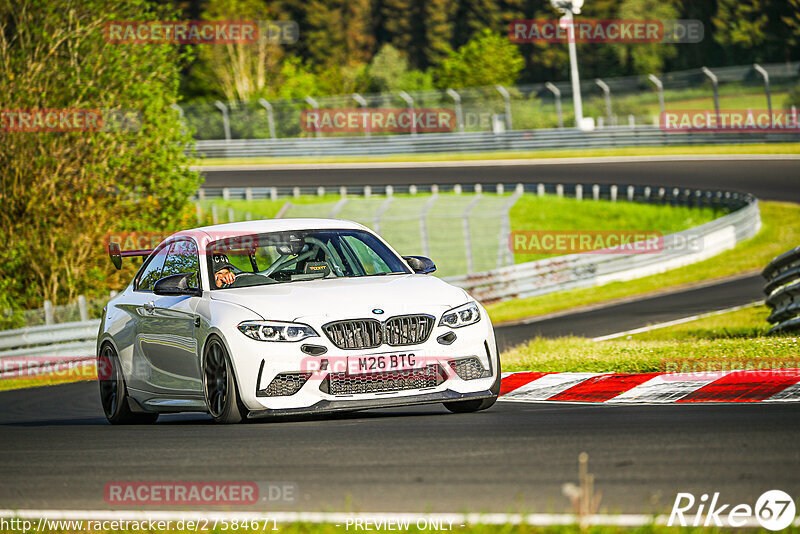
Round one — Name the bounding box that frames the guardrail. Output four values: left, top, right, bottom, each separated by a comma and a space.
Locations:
763, 246, 800, 334
0, 320, 99, 374
194, 126, 800, 159
444, 188, 760, 303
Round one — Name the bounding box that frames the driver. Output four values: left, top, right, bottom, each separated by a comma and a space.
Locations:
211, 253, 237, 288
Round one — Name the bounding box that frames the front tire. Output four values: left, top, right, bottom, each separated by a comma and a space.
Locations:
203, 337, 245, 424
443, 354, 501, 414
98, 344, 158, 425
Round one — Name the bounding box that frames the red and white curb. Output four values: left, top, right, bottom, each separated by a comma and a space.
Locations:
499, 369, 800, 404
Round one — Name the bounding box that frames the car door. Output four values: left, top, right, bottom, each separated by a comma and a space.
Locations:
134, 239, 204, 397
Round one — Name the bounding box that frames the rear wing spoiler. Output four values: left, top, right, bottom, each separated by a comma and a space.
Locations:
108, 242, 154, 270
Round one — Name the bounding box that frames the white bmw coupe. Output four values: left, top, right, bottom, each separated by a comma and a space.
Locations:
98, 219, 500, 424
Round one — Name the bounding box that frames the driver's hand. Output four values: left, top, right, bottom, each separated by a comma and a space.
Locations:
215, 268, 236, 287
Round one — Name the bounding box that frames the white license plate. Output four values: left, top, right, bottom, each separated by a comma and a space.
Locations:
348, 353, 423, 375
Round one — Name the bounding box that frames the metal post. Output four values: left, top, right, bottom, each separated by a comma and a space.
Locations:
304, 96, 321, 138
257, 98, 277, 139
648, 74, 665, 124
44, 300, 54, 326
420, 192, 438, 258
754, 64, 773, 127
170, 103, 187, 133
495, 85, 513, 130
78, 295, 88, 322
595, 79, 612, 126
373, 197, 395, 234
398, 91, 416, 135
462, 194, 482, 274
545, 82, 564, 128
499, 187, 523, 267
214, 100, 231, 142
445, 89, 464, 132
701, 67, 720, 128
352, 93, 370, 137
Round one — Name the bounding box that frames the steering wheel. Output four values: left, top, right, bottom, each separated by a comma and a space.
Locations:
223, 271, 268, 288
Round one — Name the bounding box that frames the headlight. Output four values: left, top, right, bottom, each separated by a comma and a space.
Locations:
238, 320, 318, 342
439, 302, 481, 328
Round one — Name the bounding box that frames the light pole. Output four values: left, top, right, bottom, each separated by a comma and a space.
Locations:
551, 0, 585, 129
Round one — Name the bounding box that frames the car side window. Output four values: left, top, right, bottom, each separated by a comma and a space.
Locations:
136, 244, 170, 292
161, 239, 200, 287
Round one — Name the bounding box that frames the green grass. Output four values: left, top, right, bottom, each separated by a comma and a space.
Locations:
194, 143, 800, 166
510, 195, 717, 263
0, 364, 96, 392
501, 304, 800, 374
487, 201, 799, 324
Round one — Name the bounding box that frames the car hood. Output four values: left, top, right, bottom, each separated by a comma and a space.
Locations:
208, 274, 471, 322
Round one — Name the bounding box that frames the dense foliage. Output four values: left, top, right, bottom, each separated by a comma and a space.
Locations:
181, 0, 800, 102
0, 0, 201, 310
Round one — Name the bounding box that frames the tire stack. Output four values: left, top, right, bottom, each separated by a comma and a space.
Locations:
763, 245, 800, 334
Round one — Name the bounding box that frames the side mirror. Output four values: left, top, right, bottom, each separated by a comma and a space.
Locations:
154, 273, 201, 296
403, 255, 436, 274
109, 242, 122, 270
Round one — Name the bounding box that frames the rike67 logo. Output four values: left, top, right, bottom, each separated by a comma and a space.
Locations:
669, 490, 796, 530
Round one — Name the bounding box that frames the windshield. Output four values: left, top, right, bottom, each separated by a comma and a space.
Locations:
206, 229, 411, 290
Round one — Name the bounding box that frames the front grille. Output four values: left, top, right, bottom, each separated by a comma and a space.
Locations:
323, 315, 433, 349
449, 357, 490, 381
324, 319, 382, 349
384, 315, 435, 346
325, 364, 444, 395
257, 372, 312, 397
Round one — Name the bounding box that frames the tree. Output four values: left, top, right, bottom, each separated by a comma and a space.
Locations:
366, 44, 433, 92
435, 28, 524, 88
0, 0, 200, 309
612, 0, 679, 74
193, 0, 286, 102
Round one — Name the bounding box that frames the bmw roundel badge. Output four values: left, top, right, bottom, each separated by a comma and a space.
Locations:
372, 308, 384, 315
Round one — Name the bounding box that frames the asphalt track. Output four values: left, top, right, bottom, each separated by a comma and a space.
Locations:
1, 157, 797, 515
200, 158, 800, 202
1, 382, 799, 514
494, 273, 764, 351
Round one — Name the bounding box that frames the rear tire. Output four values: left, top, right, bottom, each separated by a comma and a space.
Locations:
203, 337, 246, 424
443, 352, 501, 414
98, 344, 159, 425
